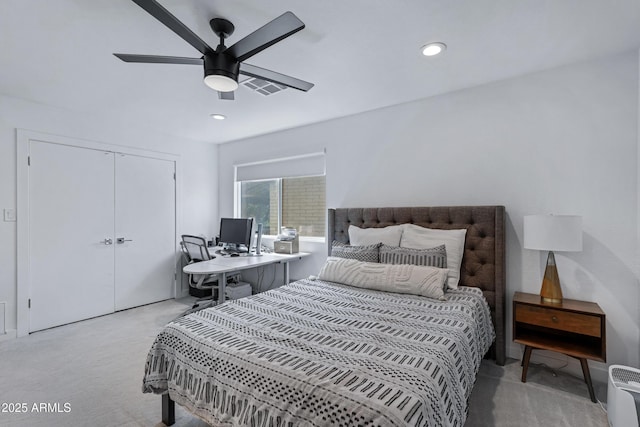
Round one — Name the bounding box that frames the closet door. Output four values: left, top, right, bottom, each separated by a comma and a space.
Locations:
29, 141, 115, 332
114, 154, 175, 310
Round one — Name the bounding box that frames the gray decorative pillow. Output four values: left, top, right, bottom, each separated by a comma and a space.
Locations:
331, 241, 380, 263
380, 244, 447, 268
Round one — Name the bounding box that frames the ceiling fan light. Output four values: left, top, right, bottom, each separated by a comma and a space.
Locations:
204, 74, 239, 92
422, 42, 447, 57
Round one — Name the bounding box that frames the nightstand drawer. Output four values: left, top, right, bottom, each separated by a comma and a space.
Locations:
515, 304, 601, 337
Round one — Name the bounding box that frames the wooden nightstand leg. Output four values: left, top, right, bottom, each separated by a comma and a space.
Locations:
579, 358, 597, 403
521, 346, 533, 382
162, 393, 175, 425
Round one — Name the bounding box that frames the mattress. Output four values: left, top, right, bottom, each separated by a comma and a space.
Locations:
143, 278, 495, 427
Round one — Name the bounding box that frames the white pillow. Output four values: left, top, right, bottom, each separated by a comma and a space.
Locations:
348, 224, 403, 246
318, 257, 448, 300
400, 224, 467, 290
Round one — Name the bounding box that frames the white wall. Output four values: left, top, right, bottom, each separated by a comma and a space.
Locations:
219, 50, 639, 381
0, 95, 218, 336
637, 50, 640, 363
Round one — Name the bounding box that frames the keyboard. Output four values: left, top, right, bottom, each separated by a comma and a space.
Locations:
217, 249, 238, 257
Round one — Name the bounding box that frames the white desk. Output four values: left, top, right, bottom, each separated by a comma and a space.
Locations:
183, 252, 310, 304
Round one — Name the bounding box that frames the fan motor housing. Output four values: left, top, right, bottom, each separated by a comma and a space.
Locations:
204, 53, 239, 82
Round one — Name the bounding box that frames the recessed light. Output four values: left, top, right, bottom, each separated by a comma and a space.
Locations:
210, 114, 226, 120
421, 42, 446, 57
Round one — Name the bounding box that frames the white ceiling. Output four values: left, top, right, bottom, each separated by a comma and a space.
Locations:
2, 0, 640, 144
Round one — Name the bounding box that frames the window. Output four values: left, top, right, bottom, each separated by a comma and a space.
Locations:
235, 152, 326, 239
239, 175, 326, 238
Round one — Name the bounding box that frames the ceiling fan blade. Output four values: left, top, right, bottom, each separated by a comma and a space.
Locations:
240, 63, 314, 92
226, 11, 304, 62
114, 53, 203, 65
218, 91, 234, 100
130, 0, 213, 55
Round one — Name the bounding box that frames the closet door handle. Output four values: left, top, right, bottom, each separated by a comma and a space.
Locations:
116, 237, 133, 244
102, 238, 113, 245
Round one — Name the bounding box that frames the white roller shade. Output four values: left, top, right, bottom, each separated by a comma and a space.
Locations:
235, 151, 325, 182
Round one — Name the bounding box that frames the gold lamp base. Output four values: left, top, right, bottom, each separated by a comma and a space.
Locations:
540, 251, 563, 304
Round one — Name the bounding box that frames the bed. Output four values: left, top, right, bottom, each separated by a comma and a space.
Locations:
143, 205, 506, 426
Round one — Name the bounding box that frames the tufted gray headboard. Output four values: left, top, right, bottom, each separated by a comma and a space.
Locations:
328, 206, 506, 365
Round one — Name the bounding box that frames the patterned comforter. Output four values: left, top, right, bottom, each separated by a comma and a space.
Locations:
143, 279, 495, 427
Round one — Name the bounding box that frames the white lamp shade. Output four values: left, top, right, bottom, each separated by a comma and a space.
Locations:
524, 214, 583, 252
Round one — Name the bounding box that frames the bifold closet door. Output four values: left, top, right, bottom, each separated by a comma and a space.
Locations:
29, 141, 115, 332
114, 154, 175, 310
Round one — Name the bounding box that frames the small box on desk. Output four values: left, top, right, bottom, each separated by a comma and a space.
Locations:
274, 237, 299, 254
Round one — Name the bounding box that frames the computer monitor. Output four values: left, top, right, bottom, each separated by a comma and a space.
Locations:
218, 218, 254, 253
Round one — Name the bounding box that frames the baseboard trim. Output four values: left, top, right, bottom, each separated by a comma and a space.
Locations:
0, 329, 17, 342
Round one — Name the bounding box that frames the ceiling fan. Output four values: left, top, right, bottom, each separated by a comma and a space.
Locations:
114, 0, 314, 100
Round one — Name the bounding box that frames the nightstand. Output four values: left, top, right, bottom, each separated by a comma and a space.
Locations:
513, 291, 606, 402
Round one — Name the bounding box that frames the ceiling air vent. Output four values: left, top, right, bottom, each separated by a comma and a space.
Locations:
241, 77, 288, 96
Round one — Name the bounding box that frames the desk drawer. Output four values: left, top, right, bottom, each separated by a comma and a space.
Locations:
515, 304, 601, 337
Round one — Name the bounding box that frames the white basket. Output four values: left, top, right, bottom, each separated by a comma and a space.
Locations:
225, 282, 252, 300
608, 365, 640, 427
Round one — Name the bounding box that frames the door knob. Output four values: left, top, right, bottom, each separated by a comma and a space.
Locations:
102, 238, 113, 245
116, 237, 133, 244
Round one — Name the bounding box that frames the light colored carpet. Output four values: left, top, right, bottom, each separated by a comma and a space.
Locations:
466, 358, 608, 427
0, 299, 609, 427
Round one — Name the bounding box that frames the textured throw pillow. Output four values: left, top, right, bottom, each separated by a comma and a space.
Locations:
380, 244, 447, 268
400, 224, 467, 290
318, 257, 448, 300
331, 241, 380, 263
348, 224, 403, 246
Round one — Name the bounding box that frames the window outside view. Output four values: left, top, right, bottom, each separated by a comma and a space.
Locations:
240, 175, 325, 238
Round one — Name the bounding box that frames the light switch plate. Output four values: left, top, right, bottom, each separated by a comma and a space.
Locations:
3, 209, 16, 222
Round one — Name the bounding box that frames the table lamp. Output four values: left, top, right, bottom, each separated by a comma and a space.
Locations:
523, 214, 583, 304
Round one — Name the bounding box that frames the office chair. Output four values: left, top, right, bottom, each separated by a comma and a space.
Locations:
180, 235, 220, 310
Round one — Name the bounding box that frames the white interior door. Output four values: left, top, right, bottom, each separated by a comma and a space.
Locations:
29, 141, 115, 332
114, 154, 175, 310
